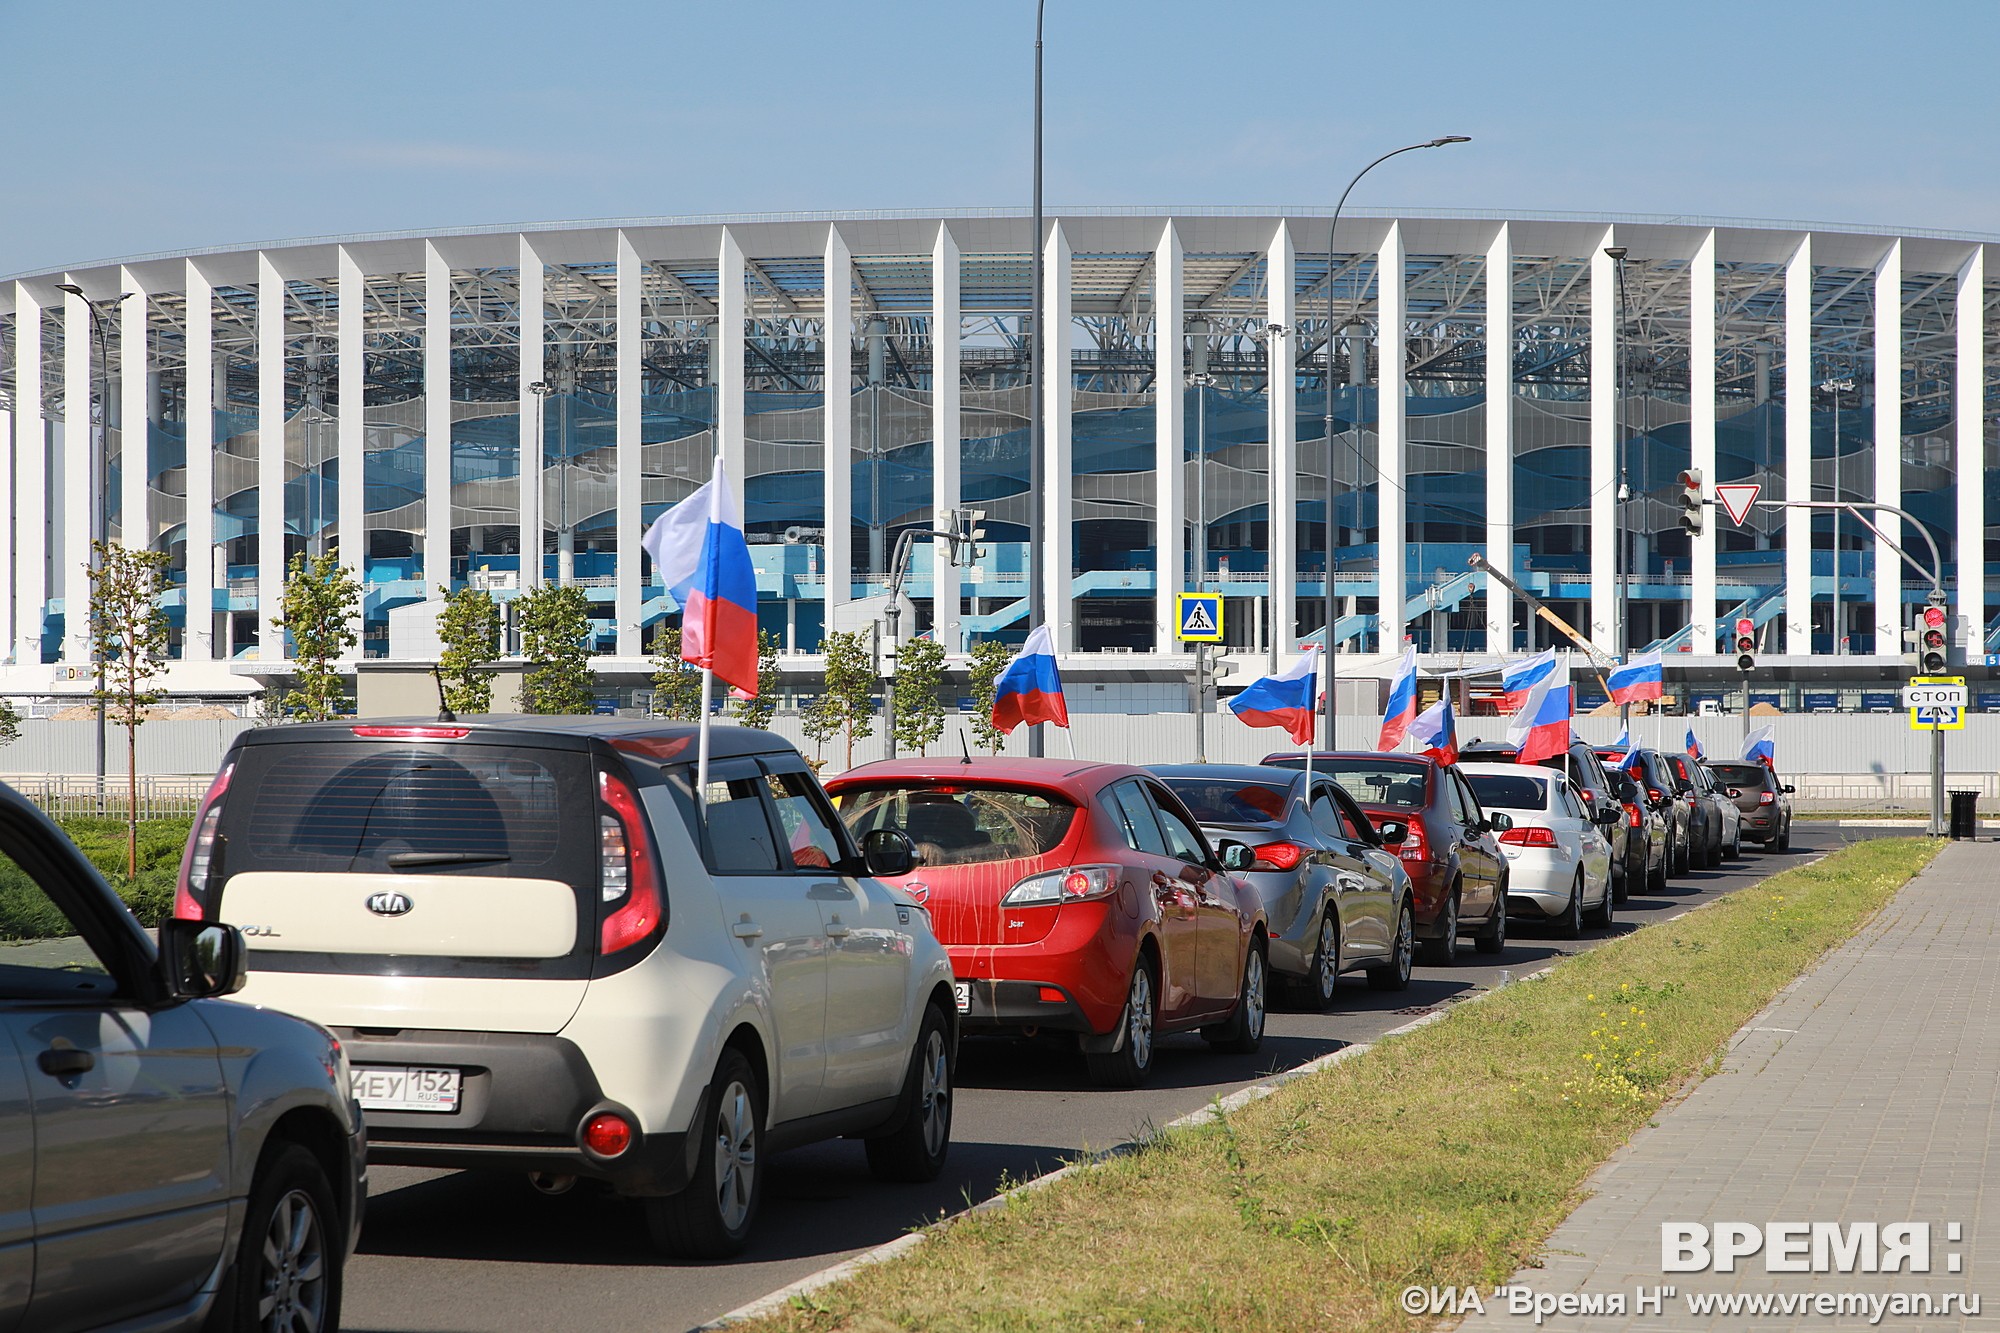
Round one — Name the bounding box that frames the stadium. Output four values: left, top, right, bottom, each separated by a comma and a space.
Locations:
1, 207, 1995, 714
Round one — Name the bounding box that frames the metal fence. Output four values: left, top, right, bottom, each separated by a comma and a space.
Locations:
10, 774, 211, 821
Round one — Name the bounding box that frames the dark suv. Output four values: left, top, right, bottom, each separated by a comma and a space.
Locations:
1598, 747, 1691, 878
1664, 752, 1728, 868
1706, 761, 1795, 851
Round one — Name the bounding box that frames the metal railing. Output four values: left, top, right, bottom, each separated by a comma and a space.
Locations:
8, 775, 209, 822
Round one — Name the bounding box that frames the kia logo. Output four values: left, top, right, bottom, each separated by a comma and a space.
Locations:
366, 892, 413, 917
904, 881, 930, 905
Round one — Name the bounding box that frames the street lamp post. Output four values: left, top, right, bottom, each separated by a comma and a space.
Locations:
1318, 137, 1469, 752
527, 379, 552, 591
56, 282, 133, 812
1189, 314, 1213, 763
1604, 247, 1632, 728
1027, 0, 1047, 758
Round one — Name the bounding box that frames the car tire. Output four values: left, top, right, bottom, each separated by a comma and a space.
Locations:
1731, 827, 1743, 858
205, 1141, 342, 1333
1777, 823, 1792, 853
865, 1004, 953, 1184
1292, 909, 1341, 1011
1085, 960, 1158, 1088
1672, 828, 1689, 876
645, 1050, 764, 1259
1613, 853, 1632, 904
1473, 888, 1506, 955
1367, 900, 1415, 991
1203, 940, 1268, 1054
1422, 884, 1461, 966
1586, 869, 1615, 928
1555, 872, 1584, 939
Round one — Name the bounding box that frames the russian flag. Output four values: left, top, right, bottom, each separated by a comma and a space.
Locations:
1743, 725, 1775, 768
1607, 722, 1640, 770
1375, 647, 1419, 752
1685, 726, 1706, 761
1408, 695, 1458, 765
1499, 647, 1559, 712
1229, 650, 1318, 745
641, 455, 760, 694
992, 624, 1069, 733
1506, 668, 1571, 763
1607, 649, 1665, 706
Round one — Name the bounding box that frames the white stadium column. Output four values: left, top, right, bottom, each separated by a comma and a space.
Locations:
423, 242, 452, 600
1690, 230, 1718, 654
1154, 220, 1186, 652
1044, 221, 1074, 650
119, 273, 148, 554
931, 223, 962, 652
615, 231, 641, 657
823, 226, 853, 631
1588, 233, 1617, 655
1267, 221, 1297, 663
257, 253, 286, 657
1484, 223, 1513, 652
1785, 235, 1814, 654
1956, 246, 1986, 648
62, 280, 91, 665
0, 299, 20, 659
14, 284, 44, 664
518, 237, 545, 592
337, 245, 366, 640
1873, 238, 1903, 650
1378, 221, 1408, 648
717, 228, 747, 511
184, 261, 216, 661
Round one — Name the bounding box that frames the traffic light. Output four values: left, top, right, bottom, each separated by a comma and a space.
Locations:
1679, 469, 1705, 537
1919, 604, 1948, 674
1734, 616, 1756, 673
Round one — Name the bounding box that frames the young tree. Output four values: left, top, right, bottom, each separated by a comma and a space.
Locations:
728, 630, 783, 730
892, 635, 946, 756
88, 540, 173, 878
649, 624, 704, 720
818, 629, 877, 770
966, 638, 1014, 754
0, 698, 20, 748
435, 585, 501, 714
516, 583, 597, 715
275, 549, 361, 721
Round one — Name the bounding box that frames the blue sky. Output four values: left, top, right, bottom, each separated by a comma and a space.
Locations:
4, 0, 1996, 275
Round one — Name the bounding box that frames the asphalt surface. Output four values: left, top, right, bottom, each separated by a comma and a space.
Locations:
341, 822, 1896, 1333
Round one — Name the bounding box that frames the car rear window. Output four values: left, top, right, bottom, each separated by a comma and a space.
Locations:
1320, 760, 1429, 809
1158, 778, 1291, 828
835, 785, 1077, 866
1708, 763, 1768, 787
1466, 772, 1548, 810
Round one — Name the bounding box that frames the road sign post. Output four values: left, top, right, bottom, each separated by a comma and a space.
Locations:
1175, 594, 1224, 764
1906, 676, 1965, 835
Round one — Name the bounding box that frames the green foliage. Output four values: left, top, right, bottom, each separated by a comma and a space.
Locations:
0, 816, 192, 939
728, 631, 784, 730
650, 625, 704, 720
275, 549, 361, 721
805, 629, 876, 768
0, 698, 20, 747
892, 635, 947, 756
966, 639, 1014, 754
436, 585, 501, 714
89, 540, 175, 879
517, 584, 596, 715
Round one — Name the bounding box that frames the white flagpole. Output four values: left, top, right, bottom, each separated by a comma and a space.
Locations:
696, 666, 716, 812
1060, 723, 1075, 759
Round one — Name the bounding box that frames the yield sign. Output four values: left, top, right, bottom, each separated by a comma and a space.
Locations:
1715, 483, 1761, 526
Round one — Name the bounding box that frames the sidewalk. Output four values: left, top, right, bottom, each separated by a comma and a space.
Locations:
1462, 839, 1999, 1331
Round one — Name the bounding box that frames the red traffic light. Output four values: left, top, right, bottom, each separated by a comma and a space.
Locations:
1923, 605, 1947, 629
1736, 617, 1754, 638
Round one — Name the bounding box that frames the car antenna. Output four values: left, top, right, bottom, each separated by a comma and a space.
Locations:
959, 728, 973, 765
431, 665, 458, 723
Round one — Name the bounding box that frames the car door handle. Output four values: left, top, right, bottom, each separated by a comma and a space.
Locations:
38, 1047, 94, 1078
824, 917, 851, 939
730, 916, 764, 941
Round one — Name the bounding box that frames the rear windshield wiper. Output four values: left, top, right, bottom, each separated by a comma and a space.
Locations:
384, 851, 514, 868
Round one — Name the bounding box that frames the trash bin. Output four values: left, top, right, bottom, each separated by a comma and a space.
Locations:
1948, 789, 1980, 840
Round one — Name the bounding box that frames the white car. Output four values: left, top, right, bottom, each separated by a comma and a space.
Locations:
178, 717, 958, 1259
1459, 762, 1617, 937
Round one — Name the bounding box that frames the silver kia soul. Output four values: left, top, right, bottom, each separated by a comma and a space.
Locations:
182, 716, 957, 1259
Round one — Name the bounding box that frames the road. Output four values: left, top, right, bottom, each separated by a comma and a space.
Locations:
340, 823, 1892, 1333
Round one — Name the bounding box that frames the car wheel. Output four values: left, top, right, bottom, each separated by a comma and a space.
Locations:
1473, 886, 1506, 955
1422, 884, 1460, 966
1586, 868, 1615, 928
1672, 828, 1688, 876
1647, 842, 1667, 892
1203, 940, 1268, 1054
1777, 824, 1791, 853
1085, 960, 1158, 1088
1555, 872, 1584, 939
205, 1142, 341, 1333
1367, 900, 1415, 991
645, 1050, 763, 1259
865, 1004, 953, 1183
1613, 852, 1632, 904
1294, 909, 1340, 1011
1731, 827, 1743, 858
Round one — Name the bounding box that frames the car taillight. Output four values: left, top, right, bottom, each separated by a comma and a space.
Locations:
582, 1112, 632, 1157
1647, 788, 1664, 803
1250, 841, 1307, 872
1393, 819, 1429, 863
174, 762, 233, 920
597, 772, 663, 954
1002, 865, 1119, 907
1759, 791, 1775, 805
1623, 802, 1643, 829
1499, 825, 1559, 848
349, 725, 471, 739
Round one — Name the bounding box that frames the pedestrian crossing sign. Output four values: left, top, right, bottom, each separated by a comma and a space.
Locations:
1175, 593, 1224, 642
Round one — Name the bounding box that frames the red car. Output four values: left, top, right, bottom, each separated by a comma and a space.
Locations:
826, 758, 1269, 1088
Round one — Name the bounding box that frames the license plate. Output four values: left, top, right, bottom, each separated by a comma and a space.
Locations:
352, 1065, 462, 1113
953, 982, 971, 1014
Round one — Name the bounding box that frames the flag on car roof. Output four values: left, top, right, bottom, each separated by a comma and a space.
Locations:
1606, 648, 1665, 706
1499, 646, 1559, 712
640, 455, 760, 695
992, 624, 1069, 733
1685, 725, 1706, 761
1229, 649, 1318, 745
1408, 695, 1459, 766
1506, 665, 1571, 763
1743, 724, 1776, 768
1375, 646, 1420, 751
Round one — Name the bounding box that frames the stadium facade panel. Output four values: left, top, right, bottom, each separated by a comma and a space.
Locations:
1, 209, 1995, 697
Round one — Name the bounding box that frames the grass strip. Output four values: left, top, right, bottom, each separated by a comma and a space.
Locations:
741, 837, 1941, 1333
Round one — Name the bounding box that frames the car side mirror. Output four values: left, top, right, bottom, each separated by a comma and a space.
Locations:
1377, 821, 1408, 846
1725, 788, 1742, 799
1595, 808, 1622, 827
1487, 812, 1514, 832
1215, 839, 1256, 873
861, 828, 917, 878
1781, 784, 1795, 794
158, 920, 247, 1000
